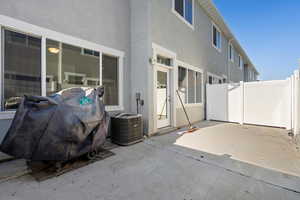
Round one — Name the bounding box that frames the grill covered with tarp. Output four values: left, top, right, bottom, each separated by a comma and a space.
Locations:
0, 87, 109, 161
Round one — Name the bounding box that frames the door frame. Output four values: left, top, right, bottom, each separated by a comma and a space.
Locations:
152, 43, 177, 132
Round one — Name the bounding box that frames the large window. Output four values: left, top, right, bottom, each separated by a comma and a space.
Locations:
46, 40, 100, 95
174, 0, 194, 26
212, 24, 221, 51
46, 40, 119, 106
2, 30, 41, 110
178, 66, 202, 104
0, 26, 123, 112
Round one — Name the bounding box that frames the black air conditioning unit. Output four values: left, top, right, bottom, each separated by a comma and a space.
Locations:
111, 113, 143, 146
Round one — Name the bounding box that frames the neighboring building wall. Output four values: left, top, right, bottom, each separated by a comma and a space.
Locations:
0, 0, 131, 139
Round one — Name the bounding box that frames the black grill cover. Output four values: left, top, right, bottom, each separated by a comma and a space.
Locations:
0, 87, 109, 161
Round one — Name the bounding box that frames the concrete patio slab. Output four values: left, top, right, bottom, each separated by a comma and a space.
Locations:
175, 122, 300, 176
0, 121, 299, 200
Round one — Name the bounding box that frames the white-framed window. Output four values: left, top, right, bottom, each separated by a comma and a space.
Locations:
177, 61, 203, 105
238, 54, 243, 68
212, 23, 222, 51
173, 0, 194, 28
0, 16, 124, 116
228, 43, 234, 62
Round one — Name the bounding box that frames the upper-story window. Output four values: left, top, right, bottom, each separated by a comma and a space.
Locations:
238, 55, 243, 68
212, 24, 221, 51
173, 0, 194, 26
228, 43, 234, 62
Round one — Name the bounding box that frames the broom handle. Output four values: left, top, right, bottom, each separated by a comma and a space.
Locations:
176, 90, 192, 128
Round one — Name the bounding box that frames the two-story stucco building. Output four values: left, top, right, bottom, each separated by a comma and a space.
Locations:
0, 0, 259, 141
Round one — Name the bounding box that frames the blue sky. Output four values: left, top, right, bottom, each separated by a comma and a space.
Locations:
213, 0, 300, 80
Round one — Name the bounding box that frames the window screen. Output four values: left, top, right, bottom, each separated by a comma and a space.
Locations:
175, 0, 184, 17
213, 26, 217, 47
185, 0, 193, 24
3, 30, 41, 110
213, 25, 221, 49
102, 55, 119, 106
188, 69, 195, 103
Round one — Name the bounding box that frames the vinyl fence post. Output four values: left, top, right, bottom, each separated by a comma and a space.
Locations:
293, 70, 300, 137
240, 81, 244, 125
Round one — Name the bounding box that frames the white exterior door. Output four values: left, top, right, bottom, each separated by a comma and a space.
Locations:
156, 66, 171, 128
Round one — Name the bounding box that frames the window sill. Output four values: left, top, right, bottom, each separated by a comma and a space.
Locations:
172, 9, 194, 30
212, 44, 222, 53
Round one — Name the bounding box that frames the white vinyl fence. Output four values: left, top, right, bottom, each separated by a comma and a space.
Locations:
206, 70, 300, 136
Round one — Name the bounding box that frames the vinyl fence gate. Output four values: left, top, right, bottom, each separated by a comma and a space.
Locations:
206, 70, 300, 135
